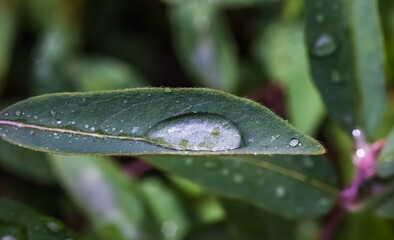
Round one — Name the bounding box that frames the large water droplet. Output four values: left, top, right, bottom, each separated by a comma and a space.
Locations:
145, 113, 242, 151
311, 34, 338, 58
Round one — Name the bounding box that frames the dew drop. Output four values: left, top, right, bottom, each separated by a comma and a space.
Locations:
70, 121, 76, 125
90, 127, 96, 131
233, 174, 244, 183
311, 34, 338, 58
275, 186, 286, 198
56, 120, 62, 125
30, 130, 35, 135
331, 69, 342, 84
302, 157, 314, 169
84, 124, 89, 129
221, 168, 229, 176
50, 110, 57, 117
204, 161, 219, 169
145, 113, 242, 151
46, 221, 61, 233
15, 111, 21, 117
164, 88, 172, 93
289, 138, 299, 147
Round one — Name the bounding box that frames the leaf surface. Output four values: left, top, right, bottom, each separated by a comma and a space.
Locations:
0, 88, 325, 156
377, 128, 394, 177
144, 154, 338, 218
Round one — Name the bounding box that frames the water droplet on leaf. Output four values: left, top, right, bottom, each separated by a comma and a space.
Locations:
145, 113, 242, 151
164, 88, 172, 93
50, 110, 57, 117
289, 138, 299, 147
233, 174, 244, 183
15, 111, 21, 117
312, 34, 338, 58
46, 221, 61, 233
275, 186, 286, 198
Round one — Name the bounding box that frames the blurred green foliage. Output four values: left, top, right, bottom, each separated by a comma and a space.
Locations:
1, 0, 394, 239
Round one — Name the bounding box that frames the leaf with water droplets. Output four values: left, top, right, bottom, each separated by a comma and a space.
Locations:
166, 0, 281, 8
0, 88, 325, 156
50, 155, 159, 240
143, 154, 338, 218
304, 0, 386, 138
0, 198, 80, 240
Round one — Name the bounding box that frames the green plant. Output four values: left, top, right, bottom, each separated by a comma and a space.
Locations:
1, 0, 394, 239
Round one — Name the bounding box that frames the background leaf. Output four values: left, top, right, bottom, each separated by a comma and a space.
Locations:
0, 88, 325, 155
50, 155, 159, 240
0, 198, 80, 240
143, 154, 337, 218
169, 1, 239, 92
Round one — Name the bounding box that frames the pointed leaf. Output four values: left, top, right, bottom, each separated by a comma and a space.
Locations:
143, 154, 338, 219
0, 198, 80, 240
0, 88, 324, 156
304, 0, 386, 138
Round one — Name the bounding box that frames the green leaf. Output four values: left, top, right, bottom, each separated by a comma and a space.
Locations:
50, 155, 158, 240
140, 178, 191, 240
0, 140, 56, 184
377, 128, 394, 177
335, 211, 393, 240
304, 0, 357, 133
0, 0, 17, 95
143, 154, 338, 219
256, 21, 325, 135
221, 198, 296, 240
304, 0, 386, 138
66, 56, 149, 92
0, 198, 79, 240
373, 186, 394, 219
0, 88, 325, 155
350, 0, 386, 138
169, 1, 239, 92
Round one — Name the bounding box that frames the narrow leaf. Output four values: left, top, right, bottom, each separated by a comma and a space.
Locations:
0, 198, 80, 240
0, 88, 325, 155
50, 155, 157, 240
350, 0, 386, 138
170, 1, 239, 92
304, 0, 358, 133
144, 154, 338, 218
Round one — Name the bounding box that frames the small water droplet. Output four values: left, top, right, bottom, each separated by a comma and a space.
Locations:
311, 34, 338, 58
316, 13, 325, 23
90, 127, 96, 131
70, 121, 76, 125
56, 120, 62, 124
233, 174, 243, 183
221, 168, 229, 176
47, 221, 61, 233
84, 124, 89, 129
30, 130, 35, 135
302, 157, 314, 169
289, 138, 299, 147
330, 69, 342, 84
204, 161, 219, 169
131, 127, 139, 134
50, 110, 57, 117
145, 113, 242, 151
164, 88, 172, 93
275, 186, 286, 198
112, 127, 117, 131
185, 158, 194, 165
15, 111, 21, 116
